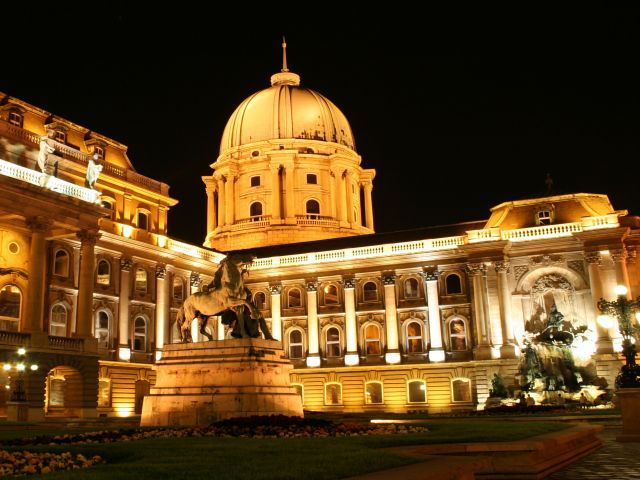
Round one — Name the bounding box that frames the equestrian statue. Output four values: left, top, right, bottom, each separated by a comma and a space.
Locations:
175, 253, 273, 342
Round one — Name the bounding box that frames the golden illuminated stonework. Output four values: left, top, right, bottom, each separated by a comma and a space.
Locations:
203, 41, 375, 251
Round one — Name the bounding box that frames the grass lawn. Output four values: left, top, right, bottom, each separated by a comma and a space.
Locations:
1, 420, 570, 479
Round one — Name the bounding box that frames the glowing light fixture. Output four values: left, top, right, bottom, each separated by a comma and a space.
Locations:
344, 353, 359, 366
118, 347, 131, 361
306, 356, 321, 368
17, 348, 26, 356
116, 407, 133, 417
122, 225, 133, 238
3, 364, 10, 371
385, 352, 401, 364
615, 285, 629, 296
30, 364, 38, 371
597, 314, 614, 329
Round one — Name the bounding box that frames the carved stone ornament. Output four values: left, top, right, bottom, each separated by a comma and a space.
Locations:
342, 277, 356, 289
529, 254, 564, 267
268, 284, 282, 295
466, 263, 486, 275
494, 261, 510, 273
306, 281, 318, 292
120, 257, 133, 271
26, 216, 53, 233
584, 251, 602, 265
421, 269, 440, 282
627, 249, 637, 264
382, 274, 396, 286
610, 249, 627, 263
513, 265, 530, 284
530, 273, 573, 293
190, 272, 200, 287
77, 229, 100, 245
155, 264, 167, 279
567, 260, 586, 279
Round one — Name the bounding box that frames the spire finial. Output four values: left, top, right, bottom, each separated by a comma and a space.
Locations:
281, 36, 289, 72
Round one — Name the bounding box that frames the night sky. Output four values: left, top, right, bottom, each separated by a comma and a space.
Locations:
2, 8, 639, 246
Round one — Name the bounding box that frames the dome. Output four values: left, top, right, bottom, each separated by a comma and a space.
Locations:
219, 70, 356, 154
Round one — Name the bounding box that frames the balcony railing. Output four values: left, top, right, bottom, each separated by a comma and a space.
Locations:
0, 158, 100, 204
295, 215, 339, 227
0, 121, 168, 195
501, 222, 584, 242
230, 215, 272, 231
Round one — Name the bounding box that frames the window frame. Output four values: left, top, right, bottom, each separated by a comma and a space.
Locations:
448, 316, 468, 351
405, 320, 425, 354
0, 284, 22, 324
136, 208, 151, 231
132, 316, 148, 352
287, 287, 302, 308
407, 380, 427, 403
305, 199, 320, 218
306, 173, 318, 184
253, 291, 267, 310
8, 110, 23, 127
172, 276, 184, 302
324, 382, 343, 405
364, 381, 384, 405
95, 309, 111, 348
451, 377, 473, 403
250, 175, 261, 187
363, 322, 382, 356
323, 283, 340, 306
135, 267, 148, 296
445, 273, 463, 295
53, 249, 70, 278
404, 277, 420, 299
250, 201, 263, 218
287, 328, 305, 359
54, 130, 67, 144
362, 281, 378, 302
96, 259, 111, 286
324, 326, 342, 358
49, 303, 68, 337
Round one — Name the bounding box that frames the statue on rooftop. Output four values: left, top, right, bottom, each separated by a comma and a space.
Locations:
37, 130, 56, 174
85, 151, 103, 189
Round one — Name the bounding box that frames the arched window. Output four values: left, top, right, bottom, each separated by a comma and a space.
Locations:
407, 380, 427, 403
135, 268, 147, 296
8, 110, 23, 127
173, 277, 184, 302
365, 382, 383, 404
364, 324, 381, 355
133, 316, 147, 351
54, 130, 66, 144
250, 202, 263, 218
404, 278, 419, 298
324, 383, 342, 405
95, 310, 110, 347
306, 199, 320, 218
449, 318, 467, 351
50, 304, 67, 336
452, 378, 472, 402
0, 284, 22, 330
288, 329, 304, 359
446, 274, 462, 295
96, 259, 111, 286
325, 327, 341, 357
363, 281, 378, 302
137, 210, 150, 231
93, 146, 105, 160
53, 249, 69, 277
287, 288, 301, 308
406, 321, 424, 353
253, 291, 266, 310
324, 284, 339, 305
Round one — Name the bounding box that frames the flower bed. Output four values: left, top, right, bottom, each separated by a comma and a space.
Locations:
0, 451, 103, 477
1, 415, 428, 448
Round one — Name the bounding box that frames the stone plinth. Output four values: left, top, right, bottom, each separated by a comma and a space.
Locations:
140, 338, 303, 426
616, 388, 640, 442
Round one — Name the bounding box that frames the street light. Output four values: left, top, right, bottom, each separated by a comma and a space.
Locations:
597, 285, 640, 388
3, 347, 38, 402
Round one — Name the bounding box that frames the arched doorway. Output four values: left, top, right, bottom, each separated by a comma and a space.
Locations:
45, 366, 83, 417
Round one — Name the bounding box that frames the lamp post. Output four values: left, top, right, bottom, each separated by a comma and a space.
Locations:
3, 347, 39, 403
597, 285, 640, 442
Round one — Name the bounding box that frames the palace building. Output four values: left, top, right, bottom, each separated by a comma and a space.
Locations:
0, 46, 636, 420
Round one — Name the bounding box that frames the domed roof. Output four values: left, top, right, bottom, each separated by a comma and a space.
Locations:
219, 48, 356, 154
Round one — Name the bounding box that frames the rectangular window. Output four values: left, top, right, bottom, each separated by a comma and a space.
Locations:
8, 111, 23, 127
408, 381, 426, 403
325, 383, 342, 405
98, 380, 111, 407
452, 379, 472, 402
365, 383, 383, 404
54, 131, 67, 144
250, 176, 261, 187
306, 173, 317, 184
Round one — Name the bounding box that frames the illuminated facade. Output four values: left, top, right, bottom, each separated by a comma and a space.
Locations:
1, 50, 637, 419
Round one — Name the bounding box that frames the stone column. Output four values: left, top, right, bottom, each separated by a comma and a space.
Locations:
627, 248, 639, 299
343, 277, 359, 365
423, 269, 445, 362
495, 261, 518, 358
382, 274, 400, 364
467, 263, 492, 359
329, 171, 337, 219
189, 273, 200, 341
224, 175, 235, 226
585, 252, 613, 353
306, 281, 320, 367
24, 217, 52, 333
216, 176, 225, 227
206, 185, 217, 232
284, 164, 295, 223
155, 264, 168, 360
611, 249, 631, 298
336, 169, 347, 225
344, 171, 354, 225
75, 230, 100, 338
270, 167, 281, 223
269, 284, 282, 341
123, 193, 132, 224
217, 316, 225, 340
364, 182, 374, 230
118, 257, 132, 361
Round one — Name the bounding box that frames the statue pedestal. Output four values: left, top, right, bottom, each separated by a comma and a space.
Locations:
140, 338, 303, 426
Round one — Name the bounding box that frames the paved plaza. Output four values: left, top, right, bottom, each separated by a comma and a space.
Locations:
549, 427, 640, 479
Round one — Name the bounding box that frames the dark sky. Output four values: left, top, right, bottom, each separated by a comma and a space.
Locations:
2, 8, 639, 246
